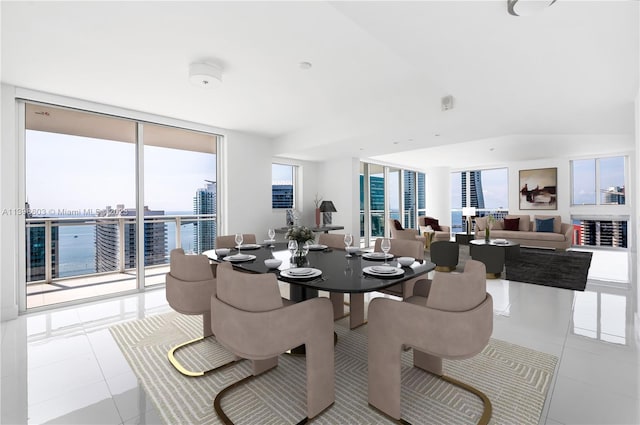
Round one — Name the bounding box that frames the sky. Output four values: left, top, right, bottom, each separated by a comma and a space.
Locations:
26, 130, 216, 214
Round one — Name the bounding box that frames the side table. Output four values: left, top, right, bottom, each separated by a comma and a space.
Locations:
455, 232, 475, 245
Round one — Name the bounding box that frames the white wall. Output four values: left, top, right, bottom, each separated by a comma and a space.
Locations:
1, 84, 20, 320
425, 167, 450, 224
317, 157, 360, 236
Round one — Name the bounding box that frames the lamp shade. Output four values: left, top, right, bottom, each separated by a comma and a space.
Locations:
462, 207, 477, 217
319, 200, 337, 212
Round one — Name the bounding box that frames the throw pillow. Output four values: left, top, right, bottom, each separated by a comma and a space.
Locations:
474, 216, 487, 231
534, 215, 561, 233
493, 219, 504, 230
504, 217, 520, 231
535, 218, 554, 233
423, 217, 442, 231
393, 219, 403, 230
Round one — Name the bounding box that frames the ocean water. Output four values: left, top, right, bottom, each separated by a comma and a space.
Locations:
55, 213, 197, 278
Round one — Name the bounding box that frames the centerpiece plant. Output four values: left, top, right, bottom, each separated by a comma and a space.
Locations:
485, 214, 496, 241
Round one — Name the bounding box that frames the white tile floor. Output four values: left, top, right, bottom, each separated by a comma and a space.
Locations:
1, 251, 639, 425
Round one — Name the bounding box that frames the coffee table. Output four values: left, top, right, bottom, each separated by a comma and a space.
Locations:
469, 238, 520, 259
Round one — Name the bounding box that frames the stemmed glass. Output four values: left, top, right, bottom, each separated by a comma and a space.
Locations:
288, 239, 298, 262
381, 237, 391, 266
267, 228, 275, 246
344, 233, 353, 257
235, 233, 243, 254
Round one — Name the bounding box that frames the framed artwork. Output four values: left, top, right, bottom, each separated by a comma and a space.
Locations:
519, 167, 557, 210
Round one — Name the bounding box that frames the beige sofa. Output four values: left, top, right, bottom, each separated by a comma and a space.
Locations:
474, 214, 572, 251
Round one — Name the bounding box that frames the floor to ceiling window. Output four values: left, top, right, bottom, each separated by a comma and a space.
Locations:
359, 161, 426, 246
22, 101, 220, 309
450, 168, 508, 233
143, 124, 218, 287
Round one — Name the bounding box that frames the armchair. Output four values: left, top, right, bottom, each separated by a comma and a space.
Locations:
418, 216, 451, 242
165, 248, 238, 376
373, 237, 427, 299
211, 262, 335, 421
388, 218, 427, 245
368, 260, 493, 423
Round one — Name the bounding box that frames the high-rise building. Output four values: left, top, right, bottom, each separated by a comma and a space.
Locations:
603, 186, 625, 205
95, 204, 167, 272
579, 219, 627, 248
271, 184, 293, 208
462, 171, 485, 210
25, 202, 59, 282
193, 181, 217, 253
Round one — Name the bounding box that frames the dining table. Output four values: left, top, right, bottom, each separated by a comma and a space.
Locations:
204, 241, 435, 330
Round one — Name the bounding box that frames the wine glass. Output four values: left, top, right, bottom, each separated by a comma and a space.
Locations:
344, 233, 353, 257
288, 239, 298, 262
380, 238, 391, 266
235, 233, 243, 254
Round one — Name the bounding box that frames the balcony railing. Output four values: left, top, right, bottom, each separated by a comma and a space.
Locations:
26, 214, 217, 285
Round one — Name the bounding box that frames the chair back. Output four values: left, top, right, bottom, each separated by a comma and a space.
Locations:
216, 234, 257, 249
374, 238, 424, 261
216, 262, 283, 312
168, 248, 214, 282
426, 259, 487, 311
318, 233, 347, 250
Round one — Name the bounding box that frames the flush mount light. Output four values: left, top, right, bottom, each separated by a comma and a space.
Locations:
299, 61, 313, 70
189, 62, 223, 88
507, 0, 556, 16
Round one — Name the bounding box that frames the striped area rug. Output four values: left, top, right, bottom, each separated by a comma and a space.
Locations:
110, 311, 557, 424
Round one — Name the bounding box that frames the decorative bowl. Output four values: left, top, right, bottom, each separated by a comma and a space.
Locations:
215, 248, 230, 257
264, 259, 283, 269
397, 256, 415, 267
346, 246, 360, 254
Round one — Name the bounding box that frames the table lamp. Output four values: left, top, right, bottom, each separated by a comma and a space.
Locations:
319, 201, 337, 226
462, 206, 477, 234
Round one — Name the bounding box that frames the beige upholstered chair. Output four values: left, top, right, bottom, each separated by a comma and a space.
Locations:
430, 240, 459, 272
373, 237, 427, 299
211, 262, 335, 421
215, 233, 257, 249
368, 260, 494, 423
165, 248, 235, 376
418, 216, 451, 242
388, 218, 427, 245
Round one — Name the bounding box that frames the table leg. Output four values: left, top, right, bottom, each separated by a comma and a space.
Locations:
349, 293, 366, 329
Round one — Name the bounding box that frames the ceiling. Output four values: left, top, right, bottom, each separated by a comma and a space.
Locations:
2, 1, 638, 168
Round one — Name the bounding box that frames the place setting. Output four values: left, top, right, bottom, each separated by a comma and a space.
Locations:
279, 267, 323, 280
362, 265, 404, 278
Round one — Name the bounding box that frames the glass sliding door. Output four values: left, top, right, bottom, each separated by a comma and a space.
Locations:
143, 124, 218, 287
387, 167, 401, 227
24, 102, 137, 309
369, 164, 385, 241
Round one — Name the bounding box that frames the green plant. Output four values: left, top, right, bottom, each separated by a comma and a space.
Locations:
285, 226, 315, 244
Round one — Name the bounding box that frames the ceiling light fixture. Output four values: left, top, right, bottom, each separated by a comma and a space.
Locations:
189, 62, 223, 88
299, 61, 313, 70
507, 0, 556, 17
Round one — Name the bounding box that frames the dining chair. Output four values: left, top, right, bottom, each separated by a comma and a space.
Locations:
373, 237, 427, 299
368, 260, 493, 423
215, 233, 257, 249
211, 262, 335, 422
165, 248, 238, 377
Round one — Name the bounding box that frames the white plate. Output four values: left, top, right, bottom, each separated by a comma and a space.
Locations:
280, 268, 322, 279
363, 266, 404, 277
307, 244, 328, 251
223, 254, 256, 262
363, 252, 394, 260
237, 244, 261, 250
493, 239, 508, 245
287, 268, 314, 276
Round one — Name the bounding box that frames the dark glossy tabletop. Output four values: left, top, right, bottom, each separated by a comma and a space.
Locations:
204, 242, 434, 294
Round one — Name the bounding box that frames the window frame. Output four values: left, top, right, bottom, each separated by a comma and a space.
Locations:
570, 155, 627, 206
